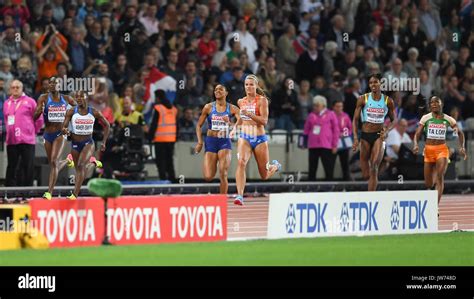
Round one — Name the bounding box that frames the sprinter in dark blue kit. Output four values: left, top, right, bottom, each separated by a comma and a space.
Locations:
34, 76, 76, 200
194, 84, 240, 194
61, 90, 110, 199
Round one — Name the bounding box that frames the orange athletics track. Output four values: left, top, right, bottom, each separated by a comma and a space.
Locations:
227, 194, 474, 239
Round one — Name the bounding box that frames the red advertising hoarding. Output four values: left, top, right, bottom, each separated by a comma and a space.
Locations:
28, 195, 227, 247
29, 198, 105, 247
106, 195, 227, 245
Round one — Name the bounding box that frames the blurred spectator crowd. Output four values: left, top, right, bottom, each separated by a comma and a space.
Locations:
0, 0, 473, 152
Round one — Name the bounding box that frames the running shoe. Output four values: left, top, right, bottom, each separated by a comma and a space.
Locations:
67, 193, 77, 200
272, 160, 282, 172
66, 154, 74, 168
42, 192, 52, 200
234, 195, 244, 206
89, 156, 103, 168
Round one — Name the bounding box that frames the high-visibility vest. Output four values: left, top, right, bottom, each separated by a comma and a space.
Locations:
153, 104, 177, 142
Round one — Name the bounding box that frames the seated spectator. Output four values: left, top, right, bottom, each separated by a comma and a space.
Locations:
178, 107, 197, 141
386, 118, 412, 161
0, 58, 14, 89
0, 26, 28, 64
258, 56, 284, 96
0, 0, 31, 28
226, 38, 244, 62
225, 66, 245, 106
14, 56, 36, 96
271, 77, 299, 132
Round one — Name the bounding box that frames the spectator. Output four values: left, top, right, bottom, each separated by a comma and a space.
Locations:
77, 0, 99, 24
400, 17, 428, 60
417, 0, 442, 44
258, 56, 284, 96
192, 4, 209, 35
219, 57, 240, 85
271, 77, 299, 131
275, 24, 298, 79
461, 84, 474, 120
3, 80, 44, 186
400, 94, 420, 138
116, 96, 147, 132
177, 60, 204, 108
224, 18, 258, 64
322, 41, 339, 83
295, 37, 324, 83
403, 47, 422, 78
326, 14, 346, 54
14, 56, 36, 96
362, 23, 382, 59
0, 78, 7, 133
148, 89, 177, 182
297, 80, 312, 129
33, 4, 58, 31
224, 66, 245, 106
0, 0, 31, 28
139, 3, 159, 37
257, 33, 274, 59
335, 49, 357, 76
380, 17, 404, 64
178, 107, 196, 141
446, 107, 464, 140
51, 0, 65, 24
177, 38, 199, 70
0, 26, 30, 64
110, 54, 134, 97
298, 0, 324, 32
304, 95, 339, 181
239, 52, 252, 75
85, 21, 108, 62
371, 0, 391, 30
343, 78, 362, 119
226, 38, 244, 62
0, 58, 14, 88
454, 46, 471, 80
332, 99, 353, 181
383, 58, 408, 86
198, 28, 217, 69
443, 76, 466, 113
161, 49, 183, 83
67, 27, 89, 77
385, 118, 412, 161
419, 68, 433, 99
114, 5, 145, 57
251, 49, 267, 75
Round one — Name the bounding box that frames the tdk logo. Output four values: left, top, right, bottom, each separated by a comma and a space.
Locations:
391, 201, 427, 230
285, 203, 327, 234
339, 202, 379, 232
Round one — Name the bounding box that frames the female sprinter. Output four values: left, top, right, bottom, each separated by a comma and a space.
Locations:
61, 90, 110, 199
230, 74, 281, 205
352, 73, 396, 191
413, 96, 467, 204
34, 76, 76, 200
194, 84, 240, 194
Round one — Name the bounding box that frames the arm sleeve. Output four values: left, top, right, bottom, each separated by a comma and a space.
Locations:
147, 109, 159, 142
419, 114, 430, 126
331, 113, 340, 148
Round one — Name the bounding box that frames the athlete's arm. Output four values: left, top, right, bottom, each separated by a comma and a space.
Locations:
230, 104, 241, 128
34, 94, 47, 120
381, 97, 396, 140
244, 97, 269, 126
229, 100, 243, 138
194, 104, 211, 154
61, 108, 74, 135
65, 94, 77, 106
351, 95, 365, 152
93, 108, 111, 151
412, 124, 424, 155
451, 123, 467, 160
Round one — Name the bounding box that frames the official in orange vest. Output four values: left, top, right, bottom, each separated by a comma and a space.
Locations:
148, 89, 178, 182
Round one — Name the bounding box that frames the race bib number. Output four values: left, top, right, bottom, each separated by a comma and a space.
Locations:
8, 115, 15, 125
74, 118, 94, 135
48, 105, 67, 122
312, 125, 321, 135
366, 107, 385, 124
427, 123, 447, 140
240, 105, 256, 121
211, 115, 228, 131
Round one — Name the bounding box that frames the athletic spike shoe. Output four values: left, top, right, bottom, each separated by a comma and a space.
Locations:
89, 156, 103, 168
67, 193, 77, 200
272, 160, 282, 172
43, 192, 52, 200
234, 195, 244, 206
66, 154, 74, 168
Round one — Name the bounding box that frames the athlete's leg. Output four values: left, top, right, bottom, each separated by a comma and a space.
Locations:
424, 162, 436, 189
359, 139, 371, 180
368, 138, 384, 191
203, 152, 218, 182
47, 136, 66, 194
435, 158, 448, 204
72, 143, 95, 197
235, 138, 252, 196
217, 149, 232, 194
253, 142, 278, 180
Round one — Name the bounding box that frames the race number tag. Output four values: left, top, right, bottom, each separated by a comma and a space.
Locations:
211, 115, 228, 131
312, 125, 321, 135
427, 123, 447, 140
8, 115, 15, 125
48, 105, 67, 122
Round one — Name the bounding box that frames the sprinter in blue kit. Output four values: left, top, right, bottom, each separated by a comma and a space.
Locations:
34, 76, 76, 200
352, 73, 396, 191
194, 84, 240, 194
